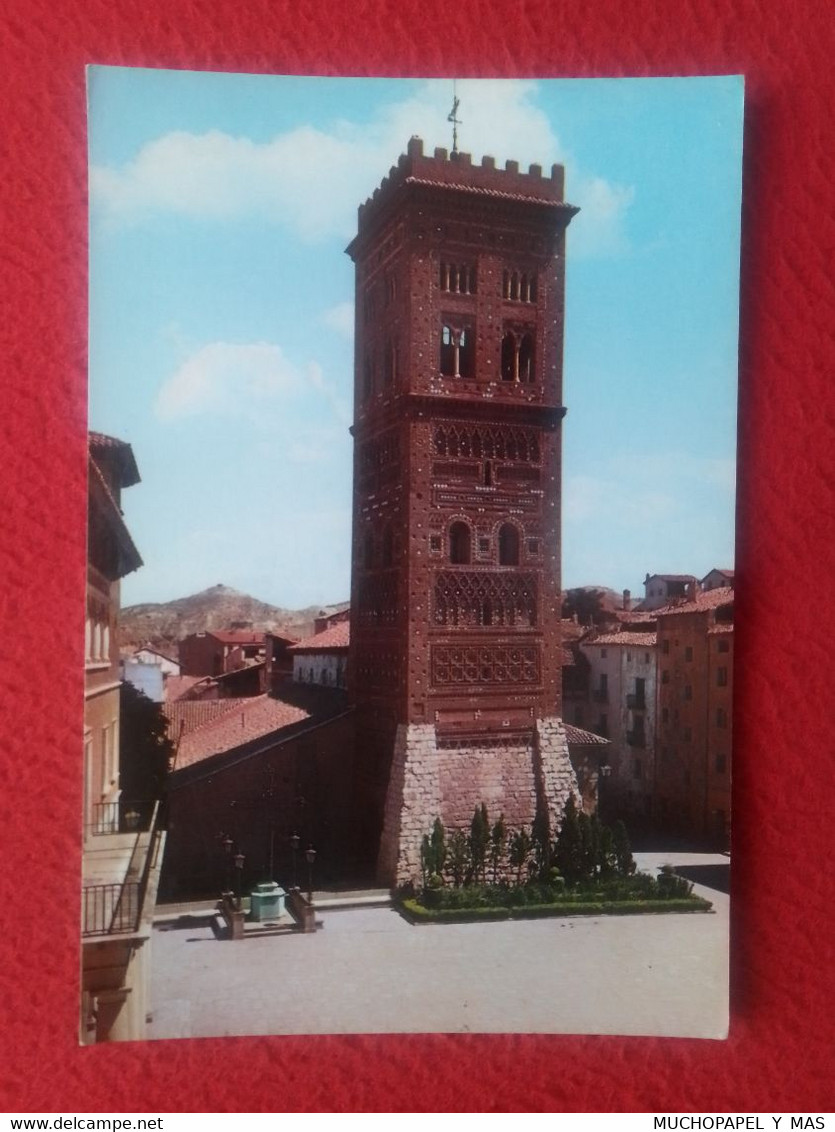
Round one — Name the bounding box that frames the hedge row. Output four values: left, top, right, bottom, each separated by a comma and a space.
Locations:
399, 896, 713, 924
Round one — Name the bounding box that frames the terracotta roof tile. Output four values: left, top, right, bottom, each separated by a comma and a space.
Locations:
582, 632, 657, 647
655, 586, 734, 616
290, 622, 350, 652
564, 724, 609, 746
172, 689, 347, 770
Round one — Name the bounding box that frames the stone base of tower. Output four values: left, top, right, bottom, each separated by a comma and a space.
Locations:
377, 717, 580, 888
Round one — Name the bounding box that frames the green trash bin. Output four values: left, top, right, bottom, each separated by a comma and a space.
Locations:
249, 881, 286, 922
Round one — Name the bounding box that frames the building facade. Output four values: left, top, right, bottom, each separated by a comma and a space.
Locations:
82, 434, 166, 1043
346, 137, 581, 883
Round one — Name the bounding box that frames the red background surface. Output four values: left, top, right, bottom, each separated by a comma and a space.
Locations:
1, 0, 833, 1114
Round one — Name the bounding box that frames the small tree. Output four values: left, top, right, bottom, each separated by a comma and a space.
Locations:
553, 794, 583, 885
447, 830, 470, 888
469, 803, 490, 884
429, 817, 447, 878
612, 820, 635, 876
509, 827, 533, 886
597, 822, 616, 878
490, 813, 507, 883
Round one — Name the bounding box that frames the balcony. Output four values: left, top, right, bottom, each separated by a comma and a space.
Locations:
82, 800, 164, 939
626, 693, 646, 711
88, 799, 156, 836
626, 729, 647, 748
592, 688, 608, 703
82, 881, 142, 936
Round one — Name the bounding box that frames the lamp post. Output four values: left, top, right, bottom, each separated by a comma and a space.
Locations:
290, 832, 300, 889
222, 834, 233, 893
234, 851, 245, 909
305, 846, 317, 904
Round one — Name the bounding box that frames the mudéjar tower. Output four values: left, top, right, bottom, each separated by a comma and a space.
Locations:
347, 136, 580, 884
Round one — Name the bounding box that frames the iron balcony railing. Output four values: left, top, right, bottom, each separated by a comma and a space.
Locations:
82, 881, 141, 936
82, 800, 161, 937
89, 799, 155, 836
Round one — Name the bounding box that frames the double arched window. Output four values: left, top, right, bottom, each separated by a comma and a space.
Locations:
440, 324, 474, 379
501, 330, 535, 383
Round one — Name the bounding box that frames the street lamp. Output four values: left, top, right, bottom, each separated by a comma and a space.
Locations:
290, 832, 300, 889
305, 846, 317, 904
222, 834, 234, 892
234, 851, 245, 908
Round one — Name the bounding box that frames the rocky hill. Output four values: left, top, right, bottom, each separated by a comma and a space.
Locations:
119, 584, 348, 653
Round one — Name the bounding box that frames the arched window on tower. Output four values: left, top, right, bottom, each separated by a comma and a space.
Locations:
501, 331, 516, 382
449, 521, 472, 565
519, 333, 535, 383
498, 523, 520, 566
440, 324, 474, 379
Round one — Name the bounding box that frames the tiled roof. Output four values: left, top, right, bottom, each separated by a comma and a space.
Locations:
211, 630, 265, 645
89, 431, 141, 488
164, 697, 251, 741
564, 723, 609, 746
172, 689, 347, 770
290, 621, 350, 652
655, 586, 734, 617
646, 574, 697, 583
582, 632, 657, 648
404, 176, 576, 210
163, 675, 205, 702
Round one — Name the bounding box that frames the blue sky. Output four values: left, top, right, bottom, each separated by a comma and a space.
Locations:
88, 71, 743, 609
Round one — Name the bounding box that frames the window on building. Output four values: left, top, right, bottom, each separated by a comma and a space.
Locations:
662, 707, 669, 723
384, 340, 398, 386
718, 639, 730, 653
684, 684, 693, 701
685, 646, 693, 661
662, 639, 670, 655
715, 754, 727, 774
527, 538, 539, 555
440, 324, 474, 378
440, 262, 476, 294
600, 649, 607, 659
662, 669, 670, 683
501, 328, 536, 382
717, 667, 728, 687
626, 652, 632, 662
498, 523, 520, 566
597, 714, 608, 738
716, 707, 728, 728
683, 727, 692, 742
429, 535, 441, 553
449, 521, 472, 564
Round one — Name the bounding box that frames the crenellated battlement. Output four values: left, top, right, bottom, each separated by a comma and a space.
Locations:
355, 135, 572, 238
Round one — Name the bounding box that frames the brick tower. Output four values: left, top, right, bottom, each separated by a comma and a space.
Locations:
347, 137, 580, 884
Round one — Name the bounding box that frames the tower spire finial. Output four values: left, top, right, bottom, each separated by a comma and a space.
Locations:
447, 80, 461, 155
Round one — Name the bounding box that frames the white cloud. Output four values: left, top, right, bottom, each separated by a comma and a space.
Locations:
321, 301, 355, 339
154, 340, 302, 420
90, 79, 633, 254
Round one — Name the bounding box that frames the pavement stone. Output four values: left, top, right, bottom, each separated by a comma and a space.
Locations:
147, 851, 729, 1040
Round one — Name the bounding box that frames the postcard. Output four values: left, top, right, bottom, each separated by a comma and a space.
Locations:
82, 71, 741, 1042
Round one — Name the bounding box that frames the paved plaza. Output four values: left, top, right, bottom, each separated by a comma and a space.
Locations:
147, 851, 729, 1041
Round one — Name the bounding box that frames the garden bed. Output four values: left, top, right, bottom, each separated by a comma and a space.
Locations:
398, 893, 713, 925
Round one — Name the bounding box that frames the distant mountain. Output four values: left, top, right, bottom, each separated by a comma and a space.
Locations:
119, 584, 348, 653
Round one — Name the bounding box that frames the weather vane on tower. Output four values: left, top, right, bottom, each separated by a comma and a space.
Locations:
448, 81, 461, 155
